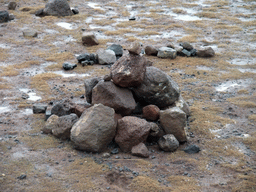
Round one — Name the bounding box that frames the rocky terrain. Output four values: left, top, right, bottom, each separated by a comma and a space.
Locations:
0, 0, 256, 191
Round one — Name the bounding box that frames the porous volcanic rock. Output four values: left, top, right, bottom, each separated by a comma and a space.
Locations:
159, 107, 187, 142
84, 77, 103, 103
92, 81, 136, 116
131, 143, 149, 158
115, 116, 151, 152
142, 105, 160, 121
52, 113, 78, 139
111, 54, 147, 88
70, 104, 116, 152
132, 66, 180, 108
44, 0, 72, 17
158, 134, 179, 152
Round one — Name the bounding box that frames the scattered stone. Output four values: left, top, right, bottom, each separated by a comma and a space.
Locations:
71, 8, 79, 14
129, 16, 136, 20
71, 104, 116, 152
167, 44, 183, 54
8, 14, 15, 20
197, 47, 215, 57
145, 45, 158, 56
62, 62, 77, 70
180, 42, 193, 51
52, 113, 78, 139
184, 144, 200, 154
142, 105, 160, 121
44, 0, 73, 17
8, 2, 17, 10
111, 54, 147, 87
77, 53, 97, 66
35, 9, 45, 17
92, 81, 136, 116
42, 114, 59, 134
51, 102, 71, 116
33, 104, 47, 114
131, 143, 149, 158
96, 49, 116, 65
82, 32, 99, 46
115, 116, 151, 152
23, 30, 38, 37
132, 67, 180, 108
128, 42, 142, 55
21, 93, 29, 100
181, 49, 191, 57
160, 107, 187, 143
17, 174, 27, 180
107, 44, 123, 58
157, 47, 177, 59
158, 134, 179, 152
84, 77, 102, 103
0, 11, 9, 23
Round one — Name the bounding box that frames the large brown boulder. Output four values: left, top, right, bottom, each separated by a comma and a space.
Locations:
132, 67, 180, 109
92, 81, 136, 116
110, 54, 147, 88
159, 107, 187, 142
70, 104, 116, 152
115, 116, 151, 152
52, 113, 78, 140
44, 0, 72, 17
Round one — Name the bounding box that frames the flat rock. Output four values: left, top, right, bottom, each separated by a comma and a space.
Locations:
111, 54, 147, 88
131, 143, 149, 158
82, 32, 99, 46
184, 144, 200, 154
132, 66, 180, 108
71, 104, 116, 152
115, 116, 150, 152
23, 30, 38, 37
92, 81, 136, 116
160, 107, 187, 142
157, 47, 177, 59
158, 134, 179, 152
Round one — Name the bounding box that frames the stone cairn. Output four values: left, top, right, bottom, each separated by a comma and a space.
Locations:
35, 42, 194, 158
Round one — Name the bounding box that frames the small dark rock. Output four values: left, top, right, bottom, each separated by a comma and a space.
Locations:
184, 144, 200, 154
71, 8, 79, 14
8, 2, 17, 10
0, 11, 9, 23
107, 44, 123, 57
62, 62, 77, 70
129, 16, 136, 20
35, 9, 45, 17
77, 53, 97, 65
180, 42, 193, 51
21, 93, 29, 99
111, 148, 119, 154
17, 174, 26, 180
33, 104, 47, 114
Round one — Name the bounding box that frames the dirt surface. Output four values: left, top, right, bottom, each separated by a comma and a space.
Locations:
0, 0, 256, 191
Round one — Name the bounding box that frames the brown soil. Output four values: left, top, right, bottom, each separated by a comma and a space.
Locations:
0, 0, 256, 191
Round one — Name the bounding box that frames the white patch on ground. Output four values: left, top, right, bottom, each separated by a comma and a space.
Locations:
12, 151, 25, 159
229, 58, 256, 65
215, 79, 252, 92
21, 109, 33, 115
196, 66, 213, 71
88, 2, 104, 10
237, 68, 256, 73
53, 71, 90, 78
45, 29, 59, 34
19, 88, 42, 101
0, 44, 10, 49
0, 107, 12, 114
56, 22, 76, 30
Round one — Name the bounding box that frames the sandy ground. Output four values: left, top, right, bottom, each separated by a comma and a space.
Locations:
0, 0, 256, 191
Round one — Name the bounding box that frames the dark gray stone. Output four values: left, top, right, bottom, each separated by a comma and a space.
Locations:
8, 2, 17, 10
71, 8, 79, 14
33, 104, 47, 114
62, 62, 77, 70
84, 77, 103, 103
107, 44, 123, 57
0, 11, 9, 23
180, 42, 193, 51
77, 53, 97, 66
184, 145, 200, 154
44, 0, 72, 17
51, 102, 71, 116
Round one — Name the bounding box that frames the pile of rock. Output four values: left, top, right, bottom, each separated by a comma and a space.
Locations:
39, 43, 191, 158
145, 42, 215, 58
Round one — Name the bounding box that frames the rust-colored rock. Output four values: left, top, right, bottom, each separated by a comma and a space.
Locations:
142, 105, 160, 121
